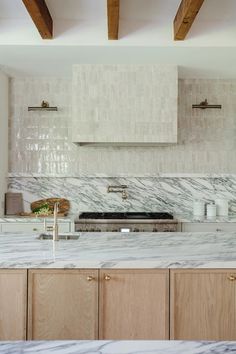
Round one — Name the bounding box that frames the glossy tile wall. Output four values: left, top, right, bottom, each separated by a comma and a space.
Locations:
9, 77, 77, 175
72, 64, 178, 144
8, 77, 236, 214
9, 77, 236, 175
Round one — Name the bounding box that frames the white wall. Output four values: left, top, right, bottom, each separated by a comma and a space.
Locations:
0, 70, 8, 215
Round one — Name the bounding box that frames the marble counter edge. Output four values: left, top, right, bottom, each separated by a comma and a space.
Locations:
8, 173, 236, 178
0, 340, 235, 354
1, 260, 236, 269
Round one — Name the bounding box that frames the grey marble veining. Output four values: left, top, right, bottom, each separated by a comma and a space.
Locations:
1, 231, 236, 269
0, 340, 236, 354
8, 176, 236, 215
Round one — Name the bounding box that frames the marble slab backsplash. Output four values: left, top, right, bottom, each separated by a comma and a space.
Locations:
8, 176, 236, 215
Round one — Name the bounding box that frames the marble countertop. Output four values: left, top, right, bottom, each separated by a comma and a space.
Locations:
175, 213, 236, 223
0, 216, 73, 223
1, 231, 236, 269
0, 340, 236, 354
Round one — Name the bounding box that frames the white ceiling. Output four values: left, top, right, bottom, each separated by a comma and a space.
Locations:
0, 0, 236, 77
1, 0, 236, 21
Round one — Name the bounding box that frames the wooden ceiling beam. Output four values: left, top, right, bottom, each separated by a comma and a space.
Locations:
174, 0, 205, 40
107, 0, 119, 40
22, 0, 53, 39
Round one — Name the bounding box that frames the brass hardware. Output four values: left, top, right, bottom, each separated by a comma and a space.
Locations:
33, 228, 38, 231
41, 100, 49, 108
107, 185, 128, 201
227, 275, 236, 281
104, 275, 111, 281
52, 202, 60, 242
192, 99, 222, 110
87, 275, 95, 281
216, 228, 222, 232
28, 100, 58, 111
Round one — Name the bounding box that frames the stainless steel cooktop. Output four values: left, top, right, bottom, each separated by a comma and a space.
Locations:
78, 212, 174, 220
75, 212, 177, 232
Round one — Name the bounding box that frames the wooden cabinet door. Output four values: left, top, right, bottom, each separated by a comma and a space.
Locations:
28, 269, 98, 340
0, 269, 27, 340
170, 269, 236, 340
99, 269, 169, 339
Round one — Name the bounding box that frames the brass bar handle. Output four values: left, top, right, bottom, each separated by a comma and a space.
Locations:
104, 275, 111, 281
227, 275, 236, 281
87, 275, 95, 281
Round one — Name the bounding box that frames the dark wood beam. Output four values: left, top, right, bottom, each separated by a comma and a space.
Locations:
174, 0, 205, 40
22, 0, 53, 39
107, 0, 119, 40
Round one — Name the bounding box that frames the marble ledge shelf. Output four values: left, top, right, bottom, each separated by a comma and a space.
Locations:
8, 173, 236, 178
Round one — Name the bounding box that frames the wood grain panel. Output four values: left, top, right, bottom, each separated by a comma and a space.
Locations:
174, 0, 205, 40
107, 0, 119, 40
22, 0, 53, 39
0, 269, 27, 340
170, 269, 236, 340
28, 269, 98, 340
99, 269, 169, 339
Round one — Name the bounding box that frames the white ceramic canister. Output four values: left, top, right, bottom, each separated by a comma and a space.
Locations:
215, 198, 229, 217
193, 200, 205, 217
206, 203, 216, 218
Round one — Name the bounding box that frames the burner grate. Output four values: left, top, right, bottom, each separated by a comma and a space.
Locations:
78, 212, 173, 220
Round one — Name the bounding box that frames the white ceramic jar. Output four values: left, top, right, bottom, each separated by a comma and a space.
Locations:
215, 198, 229, 217
193, 200, 205, 217
206, 203, 216, 218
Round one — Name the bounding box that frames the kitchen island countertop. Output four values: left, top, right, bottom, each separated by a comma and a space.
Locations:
1, 231, 236, 269
0, 340, 235, 354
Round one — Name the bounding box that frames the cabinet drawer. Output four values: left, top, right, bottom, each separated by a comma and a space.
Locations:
182, 222, 236, 232
1, 223, 44, 233
1, 222, 71, 233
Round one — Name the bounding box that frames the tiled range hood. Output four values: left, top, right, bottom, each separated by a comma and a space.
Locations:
71, 64, 178, 145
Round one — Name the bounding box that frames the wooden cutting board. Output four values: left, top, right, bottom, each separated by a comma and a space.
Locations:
31, 198, 70, 216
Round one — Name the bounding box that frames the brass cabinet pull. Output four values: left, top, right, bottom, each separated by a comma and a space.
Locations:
33, 228, 38, 231
87, 275, 95, 281
104, 275, 111, 281
227, 275, 236, 281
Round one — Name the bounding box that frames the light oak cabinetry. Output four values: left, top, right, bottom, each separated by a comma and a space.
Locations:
0, 269, 27, 340
28, 269, 98, 340
181, 222, 236, 232
99, 269, 169, 339
2, 268, 236, 341
170, 269, 236, 340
